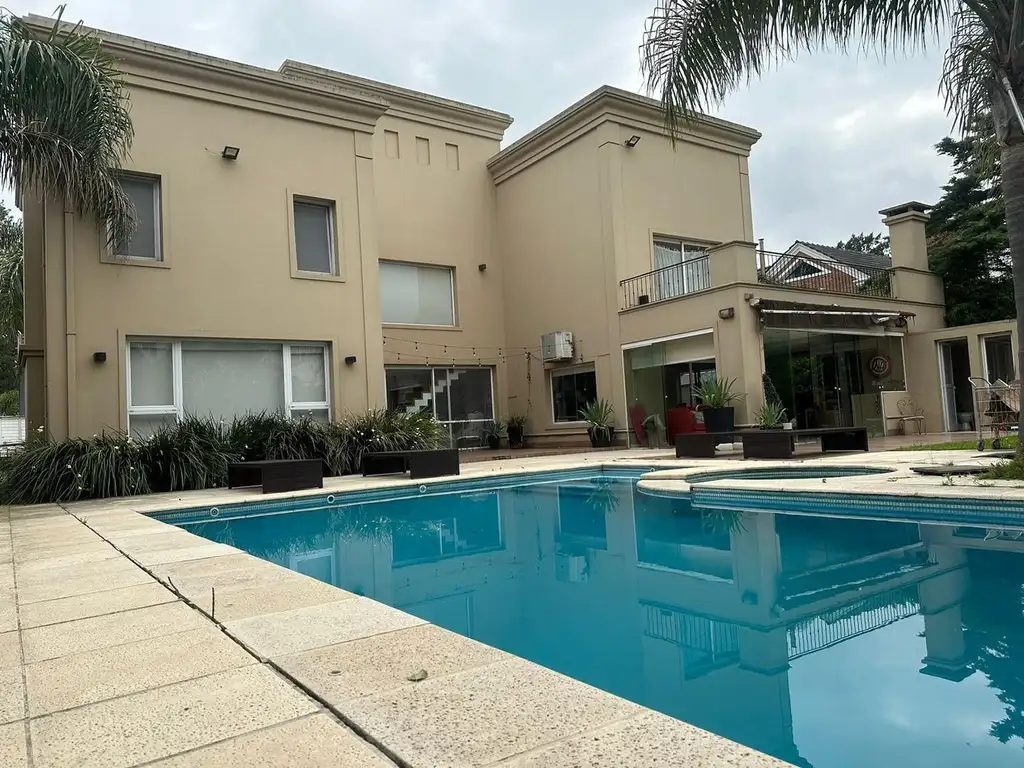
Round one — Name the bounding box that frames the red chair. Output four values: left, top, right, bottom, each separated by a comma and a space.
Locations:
667, 406, 705, 443
629, 404, 648, 446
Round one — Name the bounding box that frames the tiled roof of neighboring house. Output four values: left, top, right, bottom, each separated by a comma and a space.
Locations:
793, 241, 892, 271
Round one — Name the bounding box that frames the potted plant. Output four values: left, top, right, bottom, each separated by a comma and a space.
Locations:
755, 402, 788, 429
483, 420, 506, 450
506, 413, 527, 448
642, 413, 665, 448
694, 376, 743, 434
580, 399, 615, 448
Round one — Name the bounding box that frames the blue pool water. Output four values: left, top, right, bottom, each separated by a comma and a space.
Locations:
177, 473, 1024, 767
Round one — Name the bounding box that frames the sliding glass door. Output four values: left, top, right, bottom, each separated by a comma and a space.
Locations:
385, 366, 494, 447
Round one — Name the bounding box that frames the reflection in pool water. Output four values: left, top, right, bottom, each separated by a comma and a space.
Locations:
185, 477, 1024, 767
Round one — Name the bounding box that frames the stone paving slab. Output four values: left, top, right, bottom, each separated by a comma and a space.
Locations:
342, 657, 643, 767
18, 582, 177, 629
29, 665, 319, 768
0, 629, 20, 668
146, 713, 398, 768
0, 721, 27, 768
16, 560, 154, 604
22, 601, 206, 663
492, 710, 788, 767
26, 624, 256, 716
225, 597, 421, 659
277, 623, 506, 704
0, 666, 24, 724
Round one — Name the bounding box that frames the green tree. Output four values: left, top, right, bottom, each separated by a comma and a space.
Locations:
927, 120, 1014, 325
0, 205, 22, 393
641, 0, 1024, 449
836, 232, 891, 258
0, 6, 135, 248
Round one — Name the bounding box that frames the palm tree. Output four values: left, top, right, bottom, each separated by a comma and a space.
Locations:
0, 5, 135, 248
641, 1, 1024, 448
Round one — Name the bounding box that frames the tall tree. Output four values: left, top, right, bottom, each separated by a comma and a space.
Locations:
0, 6, 135, 247
836, 232, 891, 258
641, 0, 1024, 448
927, 119, 1014, 325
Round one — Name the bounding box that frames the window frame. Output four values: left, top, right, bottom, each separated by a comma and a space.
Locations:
126, 339, 331, 434
291, 196, 339, 278
651, 235, 711, 300
379, 260, 457, 327
550, 365, 598, 425
383, 364, 495, 436
104, 172, 165, 266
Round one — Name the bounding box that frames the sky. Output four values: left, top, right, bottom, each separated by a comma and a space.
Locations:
4, 0, 956, 250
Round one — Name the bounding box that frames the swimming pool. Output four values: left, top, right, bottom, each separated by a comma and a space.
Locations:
173, 472, 1024, 767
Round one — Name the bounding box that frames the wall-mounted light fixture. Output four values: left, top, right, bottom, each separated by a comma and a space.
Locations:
478, 263, 487, 272
92, 351, 107, 363
718, 307, 735, 320
624, 134, 642, 148
221, 146, 241, 161
344, 355, 357, 366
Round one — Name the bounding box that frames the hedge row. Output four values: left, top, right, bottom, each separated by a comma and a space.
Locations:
0, 410, 448, 505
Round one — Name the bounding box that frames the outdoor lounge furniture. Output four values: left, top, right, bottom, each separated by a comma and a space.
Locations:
675, 426, 869, 460
227, 459, 323, 494
361, 449, 460, 479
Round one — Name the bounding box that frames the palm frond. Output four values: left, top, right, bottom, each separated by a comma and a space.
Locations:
0, 6, 135, 247
941, 7, 1000, 136
641, 0, 954, 130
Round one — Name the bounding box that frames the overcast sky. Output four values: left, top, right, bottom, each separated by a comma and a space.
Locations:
6, 0, 955, 250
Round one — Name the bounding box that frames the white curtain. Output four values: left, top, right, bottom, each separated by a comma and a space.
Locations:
653, 240, 683, 300
182, 341, 284, 421
380, 262, 455, 326
129, 342, 173, 406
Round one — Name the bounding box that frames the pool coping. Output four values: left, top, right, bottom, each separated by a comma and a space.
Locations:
5, 447, 1023, 766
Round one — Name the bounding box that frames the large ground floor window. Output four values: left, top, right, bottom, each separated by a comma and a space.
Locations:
763, 329, 905, 435
385, 366, 494, 447
127, 339, 330, 437
551, 367, 597, 423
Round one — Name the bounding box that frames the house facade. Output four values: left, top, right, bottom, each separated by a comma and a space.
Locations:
19, 18, 1018, 446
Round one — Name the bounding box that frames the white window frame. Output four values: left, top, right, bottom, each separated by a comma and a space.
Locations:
981, 333, 1016, 383
550, 365, 597, 425
111, 172, 162, 262
288, 548, 336, 584
379, 261, 457, 327
126, 339, 331, 431
651, 237, 710, 300
292, 197, 338, 276
383, 365, 494, 437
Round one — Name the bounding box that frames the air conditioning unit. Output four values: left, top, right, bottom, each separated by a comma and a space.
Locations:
540, 331, 574, 362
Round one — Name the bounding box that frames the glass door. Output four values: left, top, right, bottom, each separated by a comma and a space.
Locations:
938, 341, 959, 432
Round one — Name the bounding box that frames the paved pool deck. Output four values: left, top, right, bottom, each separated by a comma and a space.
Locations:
2, 446, 1020, 767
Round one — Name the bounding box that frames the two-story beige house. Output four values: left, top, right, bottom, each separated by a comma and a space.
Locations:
19, 17, 1018, 447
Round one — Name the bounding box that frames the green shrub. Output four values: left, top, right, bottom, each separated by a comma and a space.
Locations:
0, 409, 450, 504
0, 432, 149, 505
143, 414, 237, 492
0, 389, 18, 416
335, 409, 449, 473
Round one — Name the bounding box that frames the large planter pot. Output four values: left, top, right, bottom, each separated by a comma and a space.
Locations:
588, 426, 613, 448
486, 436, 502, 450
702, 407, 735, 434
507, 426, 525, 448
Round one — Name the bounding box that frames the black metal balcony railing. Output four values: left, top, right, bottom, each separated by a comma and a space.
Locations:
619, 257, 711, 310
757, 250, 892, 298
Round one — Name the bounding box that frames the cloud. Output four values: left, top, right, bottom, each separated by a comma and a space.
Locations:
3, 0, 955, 249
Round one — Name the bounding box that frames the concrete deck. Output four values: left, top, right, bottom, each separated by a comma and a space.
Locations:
2, 446, 1020, 767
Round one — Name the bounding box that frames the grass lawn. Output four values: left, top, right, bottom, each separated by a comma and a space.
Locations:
899, 435, 1019, 451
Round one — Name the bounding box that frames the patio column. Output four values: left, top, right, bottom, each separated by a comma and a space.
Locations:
917, 538, 972, 681
880, 202, 945, 305
707, 240, 758, 287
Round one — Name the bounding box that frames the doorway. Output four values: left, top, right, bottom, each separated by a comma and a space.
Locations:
937, 339, 974, 432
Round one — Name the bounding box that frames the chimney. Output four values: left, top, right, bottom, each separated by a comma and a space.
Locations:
880, 201, 931, 271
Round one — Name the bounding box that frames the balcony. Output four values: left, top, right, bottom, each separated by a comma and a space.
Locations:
757, 250, 892, 298
619, 257, 711, 310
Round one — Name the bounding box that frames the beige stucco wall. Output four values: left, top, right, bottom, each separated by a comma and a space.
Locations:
494, 126, 617, 438
618, 131, 754, 281
372, 114, 508, 407
904, 320, 1018, 433
24, 67, 386, 439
